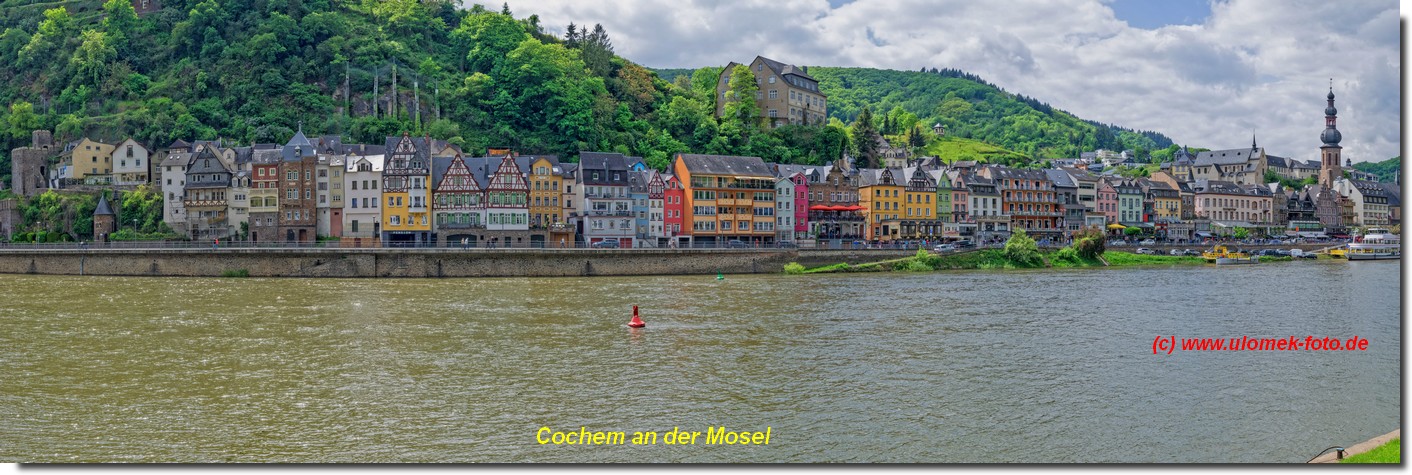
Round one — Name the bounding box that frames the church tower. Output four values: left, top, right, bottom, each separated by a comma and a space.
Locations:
1318, 83, 1343, 187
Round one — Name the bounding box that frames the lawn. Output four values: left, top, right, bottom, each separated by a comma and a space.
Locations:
1341, 438, 1399, 463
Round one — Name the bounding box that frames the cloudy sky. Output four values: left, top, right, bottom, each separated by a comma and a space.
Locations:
496, 0, 1401, 164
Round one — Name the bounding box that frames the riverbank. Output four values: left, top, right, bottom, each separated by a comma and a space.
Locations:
1309, 429, 1400, 463
785, 249, 1257, 274
0, 247, 914, 278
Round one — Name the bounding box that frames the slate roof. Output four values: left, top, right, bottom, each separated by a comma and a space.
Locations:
1349, 179, 1389, 199
160, 152, 193, 168
93, 193, 115, 216
1194, 147, 1261, 167
345, 153, 385, 173
1044, 169, 1076, 188
166, 139, 191, 151
579, 152, 638, 185
758, 55, 816, 82
770, 163, 826, 180
251, 149, 283, 164
283, 129, 316, 161
430, 156, 456, 189
1192, 179, 1248, 195
676, 154, 773, 178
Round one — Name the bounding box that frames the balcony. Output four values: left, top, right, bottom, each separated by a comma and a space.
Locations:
587, 209, 633, 217
437, 222, 485, 229
183, 199, 227, 208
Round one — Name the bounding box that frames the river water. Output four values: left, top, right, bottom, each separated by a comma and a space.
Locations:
0, 259, 1399, 462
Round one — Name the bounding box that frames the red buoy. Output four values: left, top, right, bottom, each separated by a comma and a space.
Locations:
628, 305, 646, 328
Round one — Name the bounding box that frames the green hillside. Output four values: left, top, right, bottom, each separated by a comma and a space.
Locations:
1351, 156, 1400, 182
0, 0, 1178, 184
809, 67, 1173, 160
0, 0, 856, 176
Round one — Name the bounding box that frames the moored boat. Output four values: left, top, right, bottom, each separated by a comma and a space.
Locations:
1345, 228, 1400, 261
1203, 245, 1256, 264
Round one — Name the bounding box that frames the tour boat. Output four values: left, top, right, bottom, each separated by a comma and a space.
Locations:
1345, 228, 1400, 261
1203, 245, 1257, 265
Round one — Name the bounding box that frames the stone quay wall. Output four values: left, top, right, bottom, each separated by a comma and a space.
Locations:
0, 248, 915, 278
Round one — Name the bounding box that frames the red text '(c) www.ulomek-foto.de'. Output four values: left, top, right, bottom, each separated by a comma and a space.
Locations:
1152, 335, 1369, 354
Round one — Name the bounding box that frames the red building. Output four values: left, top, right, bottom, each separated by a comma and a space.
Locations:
663, 174, 686, 247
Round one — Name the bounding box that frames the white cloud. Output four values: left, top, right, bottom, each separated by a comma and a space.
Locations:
497, 0, 1401, 163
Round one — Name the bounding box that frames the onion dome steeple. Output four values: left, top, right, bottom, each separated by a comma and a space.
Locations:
1321, 81, 1341, 147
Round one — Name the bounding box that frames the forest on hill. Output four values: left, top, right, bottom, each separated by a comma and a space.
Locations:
0, 0, 1178, 184
1350, 156, 1400, 183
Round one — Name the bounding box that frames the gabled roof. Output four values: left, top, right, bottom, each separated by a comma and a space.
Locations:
166, 139, 191, 150
1193, 147, 1261, 166
346, 153, 384, 172
675, 154, 773, 178
757, 55, 816, 82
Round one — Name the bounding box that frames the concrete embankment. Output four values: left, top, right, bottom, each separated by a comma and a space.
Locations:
0, 248, 914, 278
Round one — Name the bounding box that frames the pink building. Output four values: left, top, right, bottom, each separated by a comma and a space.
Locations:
791, 172, 808, 238
1097, 178, 1119, 225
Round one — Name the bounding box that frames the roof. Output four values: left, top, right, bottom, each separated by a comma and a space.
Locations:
675, 154, 773, 178
160, 152, 193, 168
93, 193, 115, 216
283, 129, 316, 161
1192, 179, 1249, 195
770, 163, 826, 180
1044, 169, 1076, 188
430, 156, 455, 188
251, 149, 283, 164
166, 139, 191, 150
757, 55, 817, 82
1193, 147, 1261, 167
579, 152, 638, 185
345, 153, 385, 172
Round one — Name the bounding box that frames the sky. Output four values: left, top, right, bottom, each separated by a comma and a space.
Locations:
494, 0, 1402, 165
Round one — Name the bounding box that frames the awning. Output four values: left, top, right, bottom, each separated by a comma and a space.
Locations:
1195, 232, 1213, 238
1121, 222, 1155, 229
842, 205, 865, 211
1107, 224, 1126, 230
809, 205, 835, 211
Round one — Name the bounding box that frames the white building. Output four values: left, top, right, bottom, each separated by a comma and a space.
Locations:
111, 138, 151, 186
343, 152, 384, 240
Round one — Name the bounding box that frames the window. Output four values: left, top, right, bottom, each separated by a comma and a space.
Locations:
769, 90, 778, 100
769, 76, 776, 84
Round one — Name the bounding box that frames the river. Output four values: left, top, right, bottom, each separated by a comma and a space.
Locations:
0, 259, 1399, 462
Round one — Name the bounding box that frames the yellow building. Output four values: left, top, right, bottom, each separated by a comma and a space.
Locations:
673, 153, 776, 246
381, 134, 433, 245
70, 138, 115, 180
859, 168, 904, 241
528, 155, 563, 228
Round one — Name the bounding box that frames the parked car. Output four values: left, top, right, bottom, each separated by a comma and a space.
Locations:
1183, 249, 1201, 256
726, 239, 750, 249
1139, 239, 1156, 246
954, 240, 975, 248
933, 244, 957, 253
1274, 249, 1291, 256
1136, 248, 1155, 255
776, 241, 798, 249
591, 239, 620, 248
1108, 240, 1126, 246
1169, 249, 1183, 256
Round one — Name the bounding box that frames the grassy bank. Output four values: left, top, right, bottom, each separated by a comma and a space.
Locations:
1341, 438, 1399, 463
787, 250, 1202, 274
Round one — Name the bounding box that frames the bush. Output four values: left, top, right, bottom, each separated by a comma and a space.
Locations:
1071, 226, 1106, 259
1003, 228, 1042, 267
783, 262, 806, 275
220, 269, 250, 278
1051, 246, 1079, 263
898, 258, 934, 272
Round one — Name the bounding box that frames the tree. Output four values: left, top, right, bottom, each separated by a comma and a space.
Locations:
7, 102, 40, 140
1232, 226, 1249, 239
1123, 226, 1142, 237
851, 106, 881, 168
1003, 228, 1042, 267
1071, 226, 1105, 259
457, 10, 528, 74
101, 0, 140, 56
580, 24, 614, 77
720, 64, 760, 141
72, 30, 117, 88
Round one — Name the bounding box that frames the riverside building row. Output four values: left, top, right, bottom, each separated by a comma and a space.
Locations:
13, 87, 1396, 245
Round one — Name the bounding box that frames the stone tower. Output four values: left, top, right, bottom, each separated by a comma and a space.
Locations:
11, 130, 56, 198
93, 191, 117, 242
1318, 84, 1343, 188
